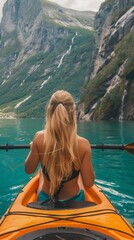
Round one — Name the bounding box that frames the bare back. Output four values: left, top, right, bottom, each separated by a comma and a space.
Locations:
25, 130, 95, 200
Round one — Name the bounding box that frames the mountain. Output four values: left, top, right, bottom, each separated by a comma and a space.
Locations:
1, 0, 134, 120
0, 0, 95, 118
79, 0, 134, 121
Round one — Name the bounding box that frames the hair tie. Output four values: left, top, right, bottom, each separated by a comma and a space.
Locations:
58, 102, 63, 105
51, 102, 63, 107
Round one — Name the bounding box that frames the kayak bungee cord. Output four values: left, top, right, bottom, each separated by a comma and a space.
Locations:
5, 207, 117, 215
0, 212, 133, 237
4, 208, 118, 220
0, 209, 134, 238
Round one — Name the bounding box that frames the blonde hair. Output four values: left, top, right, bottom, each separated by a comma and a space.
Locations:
43, 90, 80, 198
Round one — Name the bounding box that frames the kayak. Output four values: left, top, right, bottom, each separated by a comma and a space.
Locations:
0, 173, 133, 240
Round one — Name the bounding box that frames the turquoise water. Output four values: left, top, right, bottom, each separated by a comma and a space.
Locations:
0, 119, 134, 225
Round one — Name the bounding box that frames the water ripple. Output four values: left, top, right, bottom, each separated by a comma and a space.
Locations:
98, 185, 134, 200
96, 179, 134, 200
9, 184, 24, 190
96, 179, 116, 187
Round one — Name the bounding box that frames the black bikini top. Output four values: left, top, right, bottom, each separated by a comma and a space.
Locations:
41, 164, 79, 183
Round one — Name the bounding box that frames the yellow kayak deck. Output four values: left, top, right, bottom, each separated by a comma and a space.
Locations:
0, 174, 133, 240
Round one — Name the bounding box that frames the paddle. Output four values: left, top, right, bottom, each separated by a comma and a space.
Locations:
0, 143, 134, 155
91, 143, 134, 155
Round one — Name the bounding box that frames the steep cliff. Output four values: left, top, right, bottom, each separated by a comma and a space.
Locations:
0, 0, 95, 117
79, 0, 134, 120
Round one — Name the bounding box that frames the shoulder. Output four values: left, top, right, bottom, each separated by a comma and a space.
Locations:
34, 130, 45, 137
77, 135, 91, 149
77, 135, 91, 158
33, 130, 45, 144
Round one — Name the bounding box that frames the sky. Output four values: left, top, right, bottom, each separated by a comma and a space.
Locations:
0, 0, 105, 21
0, 0, 6, 20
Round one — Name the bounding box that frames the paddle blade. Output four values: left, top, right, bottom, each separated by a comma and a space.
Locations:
125, 143, 134, 154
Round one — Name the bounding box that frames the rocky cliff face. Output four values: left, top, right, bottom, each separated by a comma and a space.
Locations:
0, 0, 95, 117
79, 0, 134, 120
94, 0, 134, 66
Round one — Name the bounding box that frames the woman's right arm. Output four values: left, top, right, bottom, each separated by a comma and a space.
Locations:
80, 139, 95, 188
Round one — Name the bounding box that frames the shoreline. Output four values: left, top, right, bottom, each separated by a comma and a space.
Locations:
0, 112, 17, 119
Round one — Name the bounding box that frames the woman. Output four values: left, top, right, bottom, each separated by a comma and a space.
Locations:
25, 90, 95, 202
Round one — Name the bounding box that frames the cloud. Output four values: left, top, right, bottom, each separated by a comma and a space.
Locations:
49, 0, 104, 11
0, 0, 6, 20
0, 0, 105, 21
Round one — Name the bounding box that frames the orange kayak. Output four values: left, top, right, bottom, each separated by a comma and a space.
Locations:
0, 173, 133, 240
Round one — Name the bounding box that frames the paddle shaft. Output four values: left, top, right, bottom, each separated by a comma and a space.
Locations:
0, 144, 125, 151
91, 144, 124, 150
0, 144, 30, 151
1, 143, 134, 155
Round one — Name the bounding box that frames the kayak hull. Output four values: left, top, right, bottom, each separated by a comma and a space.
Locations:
0, 174, 133, 240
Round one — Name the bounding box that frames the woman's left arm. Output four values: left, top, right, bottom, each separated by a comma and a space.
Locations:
25, 133, 40, 174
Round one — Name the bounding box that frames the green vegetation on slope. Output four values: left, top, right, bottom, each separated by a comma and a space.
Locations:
0, 28, 95, 118
81, 29, 134, 119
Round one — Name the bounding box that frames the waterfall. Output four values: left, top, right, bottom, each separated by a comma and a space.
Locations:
15, 96, 32, 109
57, 52, 69, 69
20, 78, 26, 86
2, 71, 12, 85
57, 32, 77, 69
2, 80, 7, 85
40, 76, 51, 89
40, 32, 77, 89
119, 89, 127, 121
